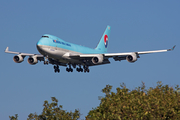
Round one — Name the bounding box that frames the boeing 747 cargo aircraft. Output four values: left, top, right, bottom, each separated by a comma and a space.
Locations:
5, 26, 175, 73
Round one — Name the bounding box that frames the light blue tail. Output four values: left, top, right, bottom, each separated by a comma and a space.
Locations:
95, 25, 111, 53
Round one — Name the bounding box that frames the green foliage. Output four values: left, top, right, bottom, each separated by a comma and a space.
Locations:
86, 82, 180, 120
10, 97, 80, 120
9, 114, 18, 120
9, 82, 180, 120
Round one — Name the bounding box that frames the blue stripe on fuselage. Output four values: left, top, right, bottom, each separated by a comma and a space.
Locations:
37, 34, 106, 54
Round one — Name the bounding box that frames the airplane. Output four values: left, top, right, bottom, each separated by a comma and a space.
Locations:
5, 26, 175, 73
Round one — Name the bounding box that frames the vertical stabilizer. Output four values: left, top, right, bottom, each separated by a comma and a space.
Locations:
95, 26, 111, 52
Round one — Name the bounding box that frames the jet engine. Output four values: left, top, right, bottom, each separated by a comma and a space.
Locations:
126, 53, 138, 63
13, 55, 24, 63
28, 56, 38, 65
92, 55, 103, 64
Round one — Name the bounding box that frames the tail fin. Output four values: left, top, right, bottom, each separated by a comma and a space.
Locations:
95, 25, 111, 53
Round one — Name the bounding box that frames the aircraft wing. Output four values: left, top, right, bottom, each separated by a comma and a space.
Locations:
70, 45, 176, 63
5, 47, 44, 57
5, 47, 67, 66
5, 46, 44, 62
104, 45, 176, 57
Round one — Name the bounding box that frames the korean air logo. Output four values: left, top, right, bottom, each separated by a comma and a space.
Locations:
104, 34, 108, 48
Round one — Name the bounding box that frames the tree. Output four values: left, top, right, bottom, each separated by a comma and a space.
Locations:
9, 97, 80, 120
9, 114, 18, 120
86, 82, 180, 120
9, 82, 180, 120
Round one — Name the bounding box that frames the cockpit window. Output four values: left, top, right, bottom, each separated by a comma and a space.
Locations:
42, 36, 49, 38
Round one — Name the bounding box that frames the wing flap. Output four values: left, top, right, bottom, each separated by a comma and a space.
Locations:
69, 53, 110, 66
113, 56, 126, 61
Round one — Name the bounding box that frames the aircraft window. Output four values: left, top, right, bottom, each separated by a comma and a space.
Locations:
42, 36, 49, 38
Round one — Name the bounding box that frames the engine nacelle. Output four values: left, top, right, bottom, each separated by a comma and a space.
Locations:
92, 55, 104, 64
126, 53, 137, 63
13, 55, 24, 63
28, 56, 38, 65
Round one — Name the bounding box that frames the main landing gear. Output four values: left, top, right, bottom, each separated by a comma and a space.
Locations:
76, 65, 90, 73
66, 64, 73, 72
54, 65, 60, 73
83, 65, 90, 73
66, 64, 90, 73
53, 64, 90, 73
76, 67, 83, 72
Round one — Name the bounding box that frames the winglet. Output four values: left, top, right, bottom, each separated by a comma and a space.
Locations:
168, 45, 176, 51
5, 47, 9, 52
4, 47, 19, 54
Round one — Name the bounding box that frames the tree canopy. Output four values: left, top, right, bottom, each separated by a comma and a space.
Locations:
10, 81, 180, 120
86, 82, 180, 119
9, 97, 80, 120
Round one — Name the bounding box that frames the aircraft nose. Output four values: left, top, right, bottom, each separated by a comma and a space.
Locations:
36, 39, 43, 51
36, 40, 42, 46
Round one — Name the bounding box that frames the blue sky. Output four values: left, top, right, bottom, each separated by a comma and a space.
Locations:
0, 1, 179, 119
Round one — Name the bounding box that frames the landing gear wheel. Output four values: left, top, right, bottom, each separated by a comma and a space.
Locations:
66, 63, 73, 72
76, 68, 80, 72
83, 65, 90, 73
84, 68, 90, 73
66, 68, 73, 72
66, 68, 69, 72
54, 65, 60, 73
